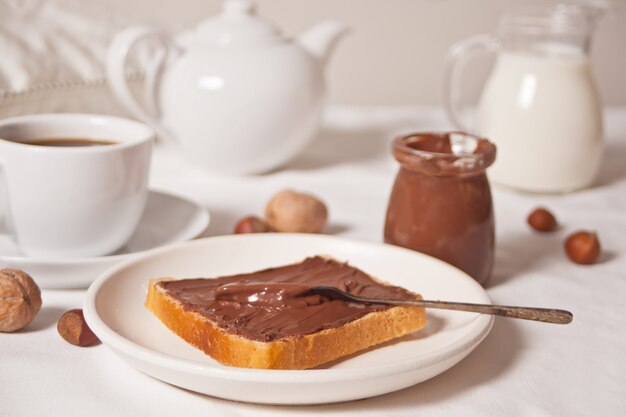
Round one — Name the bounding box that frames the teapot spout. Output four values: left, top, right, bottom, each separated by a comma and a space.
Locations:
297, 21, 348, 65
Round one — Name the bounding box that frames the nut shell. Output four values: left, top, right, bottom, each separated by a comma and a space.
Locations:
0, 269, 42, 332
565, 231, 601, 265
57, 309, 99, 347
265, 190, 328, 233
234, 216, 272, 234
527, 207, 558, 232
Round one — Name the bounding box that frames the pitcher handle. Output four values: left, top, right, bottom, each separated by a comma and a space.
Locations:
442, 34, 500, 132
106, 26, 176, 144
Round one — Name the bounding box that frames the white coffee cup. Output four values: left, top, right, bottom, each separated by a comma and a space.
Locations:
0, 114, 154, 258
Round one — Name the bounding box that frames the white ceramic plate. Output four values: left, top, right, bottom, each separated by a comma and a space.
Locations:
84, 234, 493, 405
0, 190, 209, 289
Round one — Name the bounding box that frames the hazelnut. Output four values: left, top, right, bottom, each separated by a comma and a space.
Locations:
0, 269, 42, 332
233, 216, 272, 234
527, 207, 558, 232
57, 309, 99, 347
265, 190, 328, 233
565, 231, 601, 265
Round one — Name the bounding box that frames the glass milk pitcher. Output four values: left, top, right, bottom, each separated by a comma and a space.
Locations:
443, 3, 609, 193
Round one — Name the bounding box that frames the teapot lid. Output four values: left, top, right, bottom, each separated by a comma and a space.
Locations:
183, 0, 285, 47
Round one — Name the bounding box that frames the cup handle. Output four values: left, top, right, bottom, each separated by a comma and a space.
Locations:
0, 161, 15, 238
106, 26, 178, 144
442, 34, 500, 132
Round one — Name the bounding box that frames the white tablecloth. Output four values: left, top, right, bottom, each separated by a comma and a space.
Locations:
2, 107, 625, 416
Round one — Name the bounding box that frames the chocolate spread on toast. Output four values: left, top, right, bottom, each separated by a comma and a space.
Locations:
157, 256, 418, 342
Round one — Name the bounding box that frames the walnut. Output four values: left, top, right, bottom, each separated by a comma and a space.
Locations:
265, 190, 328, 233
0, 269, 42, 332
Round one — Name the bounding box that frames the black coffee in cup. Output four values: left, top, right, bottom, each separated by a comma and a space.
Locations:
22, 138, 117, 147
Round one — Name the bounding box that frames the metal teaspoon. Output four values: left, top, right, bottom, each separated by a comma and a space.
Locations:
309, 286, 573, 324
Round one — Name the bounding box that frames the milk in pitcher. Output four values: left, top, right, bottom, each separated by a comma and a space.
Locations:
477, 45, 602, 192
443, 3, 608, 193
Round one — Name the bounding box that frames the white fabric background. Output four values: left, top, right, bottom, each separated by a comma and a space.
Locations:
0, 0, 149, 119
0, 0, 150, 91
1, 107, 625, 416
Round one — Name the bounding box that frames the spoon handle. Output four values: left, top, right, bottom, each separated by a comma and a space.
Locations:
409, 299, 573, 324
310, 286, 573, 324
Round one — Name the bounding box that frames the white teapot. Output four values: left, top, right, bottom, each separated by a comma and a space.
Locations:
106, 0, 346, 174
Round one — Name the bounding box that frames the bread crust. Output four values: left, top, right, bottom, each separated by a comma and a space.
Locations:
146, 278, 426, 370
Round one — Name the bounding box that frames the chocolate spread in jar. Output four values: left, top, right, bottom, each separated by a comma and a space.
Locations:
157, 256, 419, 342
384, 133, 496, 286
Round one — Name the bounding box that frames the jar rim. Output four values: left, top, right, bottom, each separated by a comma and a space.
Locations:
392, 132, 496, 176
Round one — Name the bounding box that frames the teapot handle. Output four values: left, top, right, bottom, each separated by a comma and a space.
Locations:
106, 26, 176, 143
442, 34, 500, 133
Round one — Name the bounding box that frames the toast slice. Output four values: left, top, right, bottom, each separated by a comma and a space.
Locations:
145, 256, 426, 370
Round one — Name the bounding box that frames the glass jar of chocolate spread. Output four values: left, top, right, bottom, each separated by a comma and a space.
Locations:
384, 132, 497, 286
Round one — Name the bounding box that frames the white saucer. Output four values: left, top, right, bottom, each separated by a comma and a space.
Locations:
84, 234, 493, 405
0, 190, 209, 289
